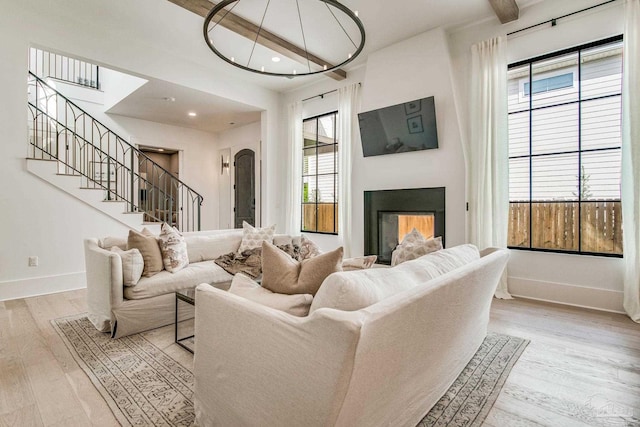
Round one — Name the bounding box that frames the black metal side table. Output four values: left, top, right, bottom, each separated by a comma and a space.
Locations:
175, 289, 196, 353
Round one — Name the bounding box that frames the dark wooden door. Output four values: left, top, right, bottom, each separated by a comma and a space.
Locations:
234, 149, 255, 228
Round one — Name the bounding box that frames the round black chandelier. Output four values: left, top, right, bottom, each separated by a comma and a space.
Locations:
203, 0, 365, 78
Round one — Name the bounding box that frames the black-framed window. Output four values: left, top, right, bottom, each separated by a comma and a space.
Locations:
302, 112, 338, 234
507, 35, 623, 257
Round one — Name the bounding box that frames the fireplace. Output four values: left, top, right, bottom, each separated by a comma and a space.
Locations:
364, 188, 445, 264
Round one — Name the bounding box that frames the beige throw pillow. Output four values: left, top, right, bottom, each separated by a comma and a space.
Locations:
111, 246, 144, 286
228, 273, 313, 317
261, 241, 343, 296
127, 228, 164, 277
237, 221, 276, 253
158, 223, 189, 273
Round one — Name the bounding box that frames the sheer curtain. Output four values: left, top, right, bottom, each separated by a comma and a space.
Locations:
622, 0, 640, 322
285, 101, 303, 235
338, 83, 360, 258
468, 36, 511, 299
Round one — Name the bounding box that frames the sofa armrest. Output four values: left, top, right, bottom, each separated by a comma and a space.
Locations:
193, 284, 363, 427
84, 239, 124, 333
480, 246, 502, 257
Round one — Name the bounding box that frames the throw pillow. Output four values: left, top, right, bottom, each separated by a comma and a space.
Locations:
298, 235, 322, 260
110, 246, 144, 286
391, 236, 443, 266
158, 223, 189, 273
261, 241, 343, 296
228, 273, 313, 317
400, 227, 427, 245
342, 255, 377, 271
127, 228, 164, 277
237, 221, 276, 254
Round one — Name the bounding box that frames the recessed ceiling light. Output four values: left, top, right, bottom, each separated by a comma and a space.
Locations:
158, 148, 165, 152
272, 56, 280, 62
188, 112, 197, 117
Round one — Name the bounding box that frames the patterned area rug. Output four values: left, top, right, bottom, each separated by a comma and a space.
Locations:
419, 333, 529, 426
53, 315, 528, 427
52, 315, 194, 427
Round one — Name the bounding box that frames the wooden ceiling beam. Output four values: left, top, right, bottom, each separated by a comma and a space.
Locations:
488, 0, 519, 24
168, 0, 347, 80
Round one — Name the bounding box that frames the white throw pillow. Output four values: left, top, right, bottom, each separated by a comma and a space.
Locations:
391, 236, 443, 266
237, 221, 276, 254
111, 246, 144, 286
158, 223, 189, 273
228, 273, 313, 317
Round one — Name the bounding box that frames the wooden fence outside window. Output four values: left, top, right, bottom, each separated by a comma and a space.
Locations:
508, 200, 622, 255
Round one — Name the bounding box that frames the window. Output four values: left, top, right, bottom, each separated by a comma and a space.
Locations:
507, 35, 623, 256
302, 112, 338, 234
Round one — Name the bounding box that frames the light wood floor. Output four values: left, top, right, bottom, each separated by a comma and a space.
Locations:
0, 290, 638, 426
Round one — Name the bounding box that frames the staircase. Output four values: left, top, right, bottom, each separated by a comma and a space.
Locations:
26, 71, 203, 231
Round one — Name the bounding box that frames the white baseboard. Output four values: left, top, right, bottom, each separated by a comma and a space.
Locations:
0, 272, 86, 301
508, 276, 624, 314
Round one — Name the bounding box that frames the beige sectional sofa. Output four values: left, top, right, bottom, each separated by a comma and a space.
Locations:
193, 245, 509, 427
84, 228, 298, 338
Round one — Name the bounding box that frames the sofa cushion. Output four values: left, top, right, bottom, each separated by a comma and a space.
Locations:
124, 261, 233, 300
261, 241, 343, 296
237, 221, 276, 253
184, 233, 242, 263
127, 228, 164, 277
111, 247, 144, 286
228, 273, 312, 317
310, 244, 480, 313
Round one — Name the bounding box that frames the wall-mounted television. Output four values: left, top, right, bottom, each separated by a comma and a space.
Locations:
358, 96, 438, 157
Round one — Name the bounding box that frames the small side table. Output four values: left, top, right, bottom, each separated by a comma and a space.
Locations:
175, 289, 195, 353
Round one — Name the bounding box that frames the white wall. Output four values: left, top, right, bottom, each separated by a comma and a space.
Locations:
281, 28, 466, 255
355, 27, 465, 254
0, 0, 280, 300
448, 0, 626, 312
217, 121, 262, 229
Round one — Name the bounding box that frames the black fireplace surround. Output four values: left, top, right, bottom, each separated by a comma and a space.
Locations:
364, 187, 445, 264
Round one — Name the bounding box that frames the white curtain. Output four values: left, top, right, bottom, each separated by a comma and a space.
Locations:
338, 84, 360, 258
285, 101, 303, 235
468, 36, 512, 299
622, 0, 640, 322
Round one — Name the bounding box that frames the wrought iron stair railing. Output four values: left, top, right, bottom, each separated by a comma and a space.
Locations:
27, 71, 203, 231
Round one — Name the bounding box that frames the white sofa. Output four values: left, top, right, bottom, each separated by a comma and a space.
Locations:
84, 228, 298, 338
193, 245, 508, 427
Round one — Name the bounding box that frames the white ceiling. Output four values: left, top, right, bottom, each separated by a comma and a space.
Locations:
106, 77, 262, 133
108, 0, 539, 134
